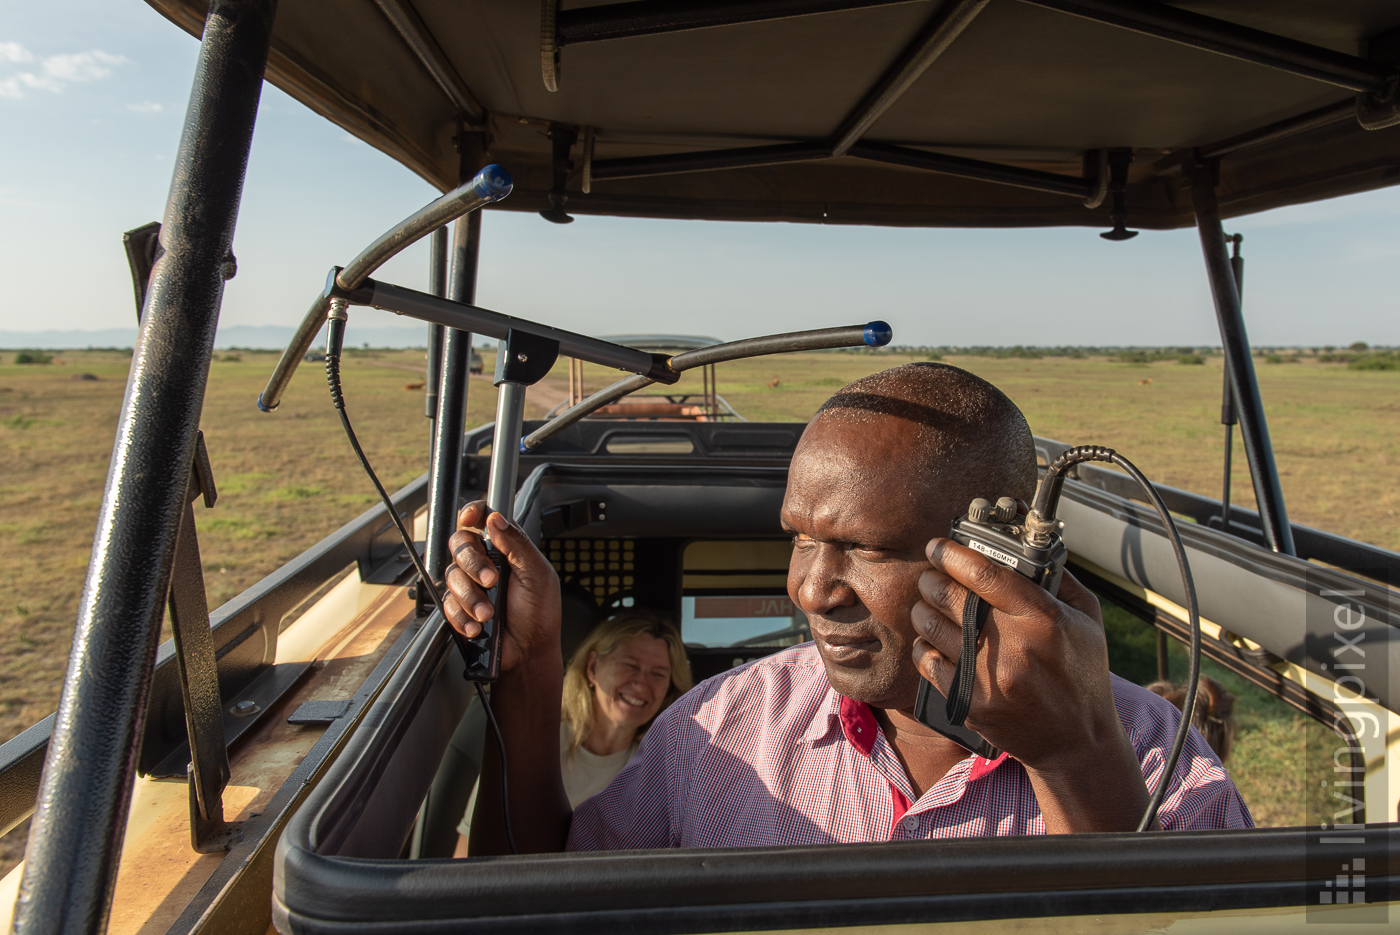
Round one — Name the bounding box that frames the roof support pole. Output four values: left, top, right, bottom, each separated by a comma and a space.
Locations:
828, 0, 989, 156
592, 137, 1099, 200
849, 140, 1095, 199
372, 0, 484, 123
590, 141, 829, 182
1189, 160, 1294, 556
12, 1, 277, 932
1218, 234, 1242, 533
1199, 100, 1355, 160
1017, 0, 1388, 93
556, 0, 918, 46
424, 210, 482, 593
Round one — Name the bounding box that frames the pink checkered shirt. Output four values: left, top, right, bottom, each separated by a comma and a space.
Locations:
566, 643, 1252, 849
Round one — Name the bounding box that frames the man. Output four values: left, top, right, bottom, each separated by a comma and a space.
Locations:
444, 363, 1251, 854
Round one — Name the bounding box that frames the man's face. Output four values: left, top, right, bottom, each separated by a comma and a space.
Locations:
781, 415, 952, 711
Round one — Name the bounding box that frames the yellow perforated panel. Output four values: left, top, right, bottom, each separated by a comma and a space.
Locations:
544, 538, 636, 603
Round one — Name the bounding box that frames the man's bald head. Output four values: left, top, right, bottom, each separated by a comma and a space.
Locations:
808, 362, 1036, 531
781, 363, 1037, 707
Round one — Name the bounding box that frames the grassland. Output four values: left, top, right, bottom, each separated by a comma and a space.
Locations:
682, 350, 1400, 552
0, 347, 1395, 867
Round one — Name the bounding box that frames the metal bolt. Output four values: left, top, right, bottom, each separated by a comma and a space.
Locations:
516, 352, 529, 363
231, 699, 261, 717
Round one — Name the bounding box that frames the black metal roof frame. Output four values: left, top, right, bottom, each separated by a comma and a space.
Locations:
147, 0, 1400, 228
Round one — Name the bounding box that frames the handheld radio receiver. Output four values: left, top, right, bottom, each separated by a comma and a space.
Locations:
913, 495, 1066, 758
909, 444, 1204, 833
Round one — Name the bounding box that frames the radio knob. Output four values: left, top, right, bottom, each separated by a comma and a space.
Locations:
993, 497, 1017, 523
968, 498, 991, 523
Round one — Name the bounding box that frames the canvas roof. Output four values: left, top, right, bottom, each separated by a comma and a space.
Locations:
148, 0, 1400, 229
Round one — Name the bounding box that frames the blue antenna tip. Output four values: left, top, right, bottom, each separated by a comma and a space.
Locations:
256, 396, 276, 413
863, 321, 892, 347
473, 164, 514, 201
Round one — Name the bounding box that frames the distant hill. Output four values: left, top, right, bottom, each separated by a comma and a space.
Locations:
0, 323, 461, 351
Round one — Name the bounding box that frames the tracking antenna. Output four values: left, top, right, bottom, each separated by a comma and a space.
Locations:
265, 166, 523, 851
279, 169, 898, 847
258, 165, 516, 413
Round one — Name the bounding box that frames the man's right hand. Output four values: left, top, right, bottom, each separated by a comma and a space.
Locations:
443, 500, 562, 675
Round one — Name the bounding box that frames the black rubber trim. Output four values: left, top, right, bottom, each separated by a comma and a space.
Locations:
275, 823, 1400, 931
278, 877, 1400, 934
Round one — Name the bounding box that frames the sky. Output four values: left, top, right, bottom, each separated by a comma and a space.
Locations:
3, 1, 1400, 349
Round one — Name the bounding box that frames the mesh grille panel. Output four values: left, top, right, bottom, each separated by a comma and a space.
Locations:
544, 538, 637, 603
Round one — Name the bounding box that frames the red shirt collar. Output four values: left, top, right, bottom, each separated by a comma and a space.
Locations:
838, 694, 880, 756
838, 694, 1009, 777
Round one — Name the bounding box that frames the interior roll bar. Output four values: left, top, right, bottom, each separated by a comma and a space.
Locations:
257, 164, 514, 412
522, 321, 893, 450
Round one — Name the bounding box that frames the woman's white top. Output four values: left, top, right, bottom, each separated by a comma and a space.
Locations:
560, 722, 640, 808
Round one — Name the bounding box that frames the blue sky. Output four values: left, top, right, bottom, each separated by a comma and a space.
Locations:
3, 1, 1399, 348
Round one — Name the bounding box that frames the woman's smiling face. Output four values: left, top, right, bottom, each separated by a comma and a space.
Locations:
587, 633, 674, 733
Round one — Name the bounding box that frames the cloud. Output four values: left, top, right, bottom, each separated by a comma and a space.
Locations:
0, 42, 33, 64
0, 44, 129, 99
127, 100, 162, 113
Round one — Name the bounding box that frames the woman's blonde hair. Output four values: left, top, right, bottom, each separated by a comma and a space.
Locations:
561, 609, 693, 758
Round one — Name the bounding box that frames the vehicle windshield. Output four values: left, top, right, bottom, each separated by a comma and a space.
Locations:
680, 540, 807, 648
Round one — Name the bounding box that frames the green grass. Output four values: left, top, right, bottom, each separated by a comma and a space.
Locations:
269, 483, 329, 501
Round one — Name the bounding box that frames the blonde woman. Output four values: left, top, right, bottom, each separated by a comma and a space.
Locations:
455, 609, 691, 855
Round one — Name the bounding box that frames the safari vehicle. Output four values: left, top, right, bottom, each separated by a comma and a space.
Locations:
551, 335, 745, 423
4, 0, 1400, 933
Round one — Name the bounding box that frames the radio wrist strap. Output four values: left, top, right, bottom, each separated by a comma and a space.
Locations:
945, 593, 990, 727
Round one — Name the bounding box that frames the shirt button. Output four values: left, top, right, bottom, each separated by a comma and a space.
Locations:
901, 815, 919, 831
